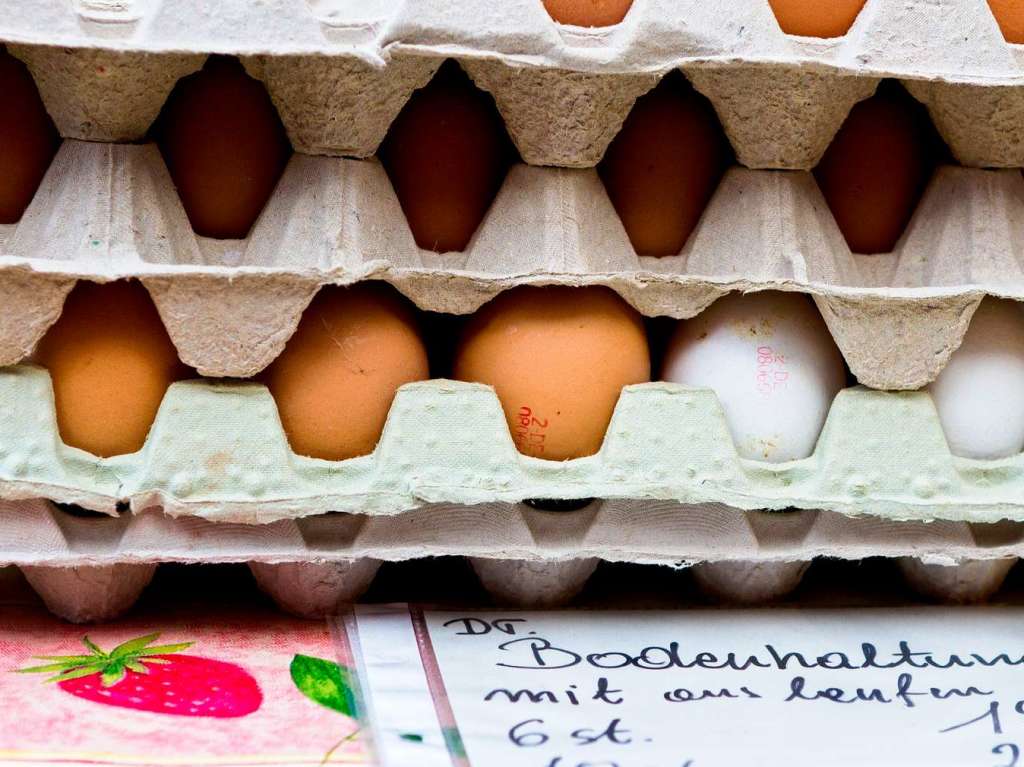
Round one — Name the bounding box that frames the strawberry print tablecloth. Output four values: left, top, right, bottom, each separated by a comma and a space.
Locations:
0, 602, 370, 766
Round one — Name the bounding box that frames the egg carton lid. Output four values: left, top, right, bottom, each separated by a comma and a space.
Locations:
2, 140, 1021, 390
10, 498, 1022, 620
1, 0, 1020, 77
5, 0, 1024, 168
2, 364, 1024, 525
3, 496, 1022, 567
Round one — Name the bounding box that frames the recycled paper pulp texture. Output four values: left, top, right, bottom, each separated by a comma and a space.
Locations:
3, 0, 1024, 577
3, 497, 1021, 568
4, 0, 1024, 168
3, 497, 1019, 617
2, 367, 1022, 524
0, 141, 1018, 390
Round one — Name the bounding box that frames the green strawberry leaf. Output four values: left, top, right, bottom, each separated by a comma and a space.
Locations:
31, 654, 101, 664
17, 660, 97, 674
101, 662, 126, 687
110, 633, 162, 658
136, 642, 193, 657
290, 654, 358, 717
46, 665, 104, 684
107, 634, 193, 660
17, 634, 190, 687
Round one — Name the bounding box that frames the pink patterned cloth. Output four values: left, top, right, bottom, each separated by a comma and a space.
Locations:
0, 605, 370, 766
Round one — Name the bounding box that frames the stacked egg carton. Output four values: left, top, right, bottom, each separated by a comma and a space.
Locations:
4, 0, 1024, 620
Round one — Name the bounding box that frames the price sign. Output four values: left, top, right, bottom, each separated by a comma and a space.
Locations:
350, 605, 1024, 767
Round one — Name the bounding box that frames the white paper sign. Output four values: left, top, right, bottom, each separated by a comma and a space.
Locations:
352, 605, 1024, 767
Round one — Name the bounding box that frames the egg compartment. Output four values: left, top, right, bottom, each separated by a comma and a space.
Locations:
6, 0, 1024, 169
1, 138, 1021, 389
3, 497, 1020, 622
5, 363, 1024, 525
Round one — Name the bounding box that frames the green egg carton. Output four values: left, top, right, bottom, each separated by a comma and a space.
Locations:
0, 363, 1018, 524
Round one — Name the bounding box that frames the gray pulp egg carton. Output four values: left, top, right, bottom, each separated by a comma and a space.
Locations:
4, 140, 1024, 389
4, 0, 1024, 168
2, 497, 1020, 622
1, 364, 1023, 525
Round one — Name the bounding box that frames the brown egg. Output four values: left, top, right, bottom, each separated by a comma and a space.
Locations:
153, 56, 292, 239
453, 286, 650, 460
542, 0, 633, 26
814, 81, 945, 254
598, 71, 732, 257
0, 48, 60, 224
378, 60, 517, 253
261, 284, 429, 461
34, 281, 190, 458
767, 0, 866, 38
988, 0, 1024, 43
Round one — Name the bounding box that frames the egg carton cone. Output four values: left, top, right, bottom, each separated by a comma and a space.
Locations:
896, 555, 1017, 603
4, 498, 1022, 621
248, 559, 382, 618
6, 0, 1024, 168
7, 364, 1024, 524
19, 563, 157, 622
689, 560, 812, 604
468, 558, 601, 607
4, 141, 1024, 389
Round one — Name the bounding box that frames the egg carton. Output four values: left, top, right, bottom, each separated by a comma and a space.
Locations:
5, 363, 1024, 525
4, 140, 1024, 390
3, 497, 1019, 622
4, 0, 1024, 169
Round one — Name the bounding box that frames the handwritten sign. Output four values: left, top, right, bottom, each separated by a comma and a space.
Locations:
351, 605, 1024, 767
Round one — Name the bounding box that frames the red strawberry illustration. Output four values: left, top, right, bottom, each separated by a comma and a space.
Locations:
17, 633, 262, 718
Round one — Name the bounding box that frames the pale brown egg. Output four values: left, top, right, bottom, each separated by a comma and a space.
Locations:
988, 0, 1024, 43
153, 56, 292, 239
767, 0, 866, 38
542, 0, 634, 26
34, 281, 191, 458
453, 286, 650, 460
0, 48, 60, 224
598, 71, 732, 257
261, 283, 430, 461
378, 60, 517, 253
814, 82, 945, 255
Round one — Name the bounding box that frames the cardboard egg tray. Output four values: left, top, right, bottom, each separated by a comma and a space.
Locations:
2, 498, 1019, 622
6, 0, 1024, 619
4, 364, 1024, 525
2, 140, 1023, 391
5, 0, 1024, 169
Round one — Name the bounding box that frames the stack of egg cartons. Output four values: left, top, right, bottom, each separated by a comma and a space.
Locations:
3, 0, 1024, 621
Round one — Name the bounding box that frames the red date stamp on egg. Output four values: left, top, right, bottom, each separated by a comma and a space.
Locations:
756, 345, 789, 396
514, 405, 548, 454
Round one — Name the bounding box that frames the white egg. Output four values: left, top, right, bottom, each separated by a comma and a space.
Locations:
661, 292, 846, 462
928, 299, 1024, 460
